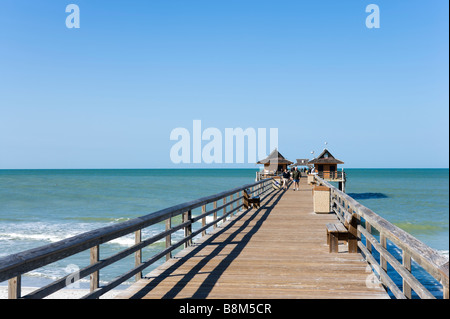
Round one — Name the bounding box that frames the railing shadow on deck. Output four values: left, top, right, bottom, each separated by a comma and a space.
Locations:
0, 178, 276, 299
128, 185, 289, 299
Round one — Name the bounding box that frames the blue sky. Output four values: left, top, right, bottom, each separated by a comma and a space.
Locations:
0, 1, 448, 168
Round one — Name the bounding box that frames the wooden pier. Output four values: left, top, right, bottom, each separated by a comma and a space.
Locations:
0, 175, 448, 299
116, 179, 388, 299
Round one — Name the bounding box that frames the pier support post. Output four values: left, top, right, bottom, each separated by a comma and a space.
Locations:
135, 229, 142, 280
402, 251, 412, 298
183, 210, 192, 248
8, 276, 21, 299
202, 205, 207, 236
223, 197, 227, 220
230, 194, 234, 217
165, 219, 171, 261
90, 246, 100, 293
213, 201, 218, 229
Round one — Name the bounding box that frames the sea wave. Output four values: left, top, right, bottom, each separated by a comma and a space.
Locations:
65, 216, 132, 223
0, 232, 73, 243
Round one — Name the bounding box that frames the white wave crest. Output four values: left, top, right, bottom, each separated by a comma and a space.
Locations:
0, 232, 72, 243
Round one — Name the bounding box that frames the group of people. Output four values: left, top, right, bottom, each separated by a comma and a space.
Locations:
281, 166, 301, 191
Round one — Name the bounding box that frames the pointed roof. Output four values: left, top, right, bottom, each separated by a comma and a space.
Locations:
257, 148, 293, 165
308, 149, 344, 165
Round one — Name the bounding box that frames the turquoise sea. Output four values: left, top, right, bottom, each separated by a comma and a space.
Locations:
0, 169, 448, 294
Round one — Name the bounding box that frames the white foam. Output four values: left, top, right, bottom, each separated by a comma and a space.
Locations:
109, 235, 136, 246
438, 250, 449, 260
0, 286, 122, 299
0, 232, 72, 243
206, 215, 224, 226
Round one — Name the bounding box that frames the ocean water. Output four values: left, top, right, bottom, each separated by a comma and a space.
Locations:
0, 168, 448, 295
344, 169, 449, 256
0, 169, 260, 289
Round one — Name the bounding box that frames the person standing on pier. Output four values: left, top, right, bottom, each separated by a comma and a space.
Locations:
291, 167, 300, 191
282, 169, 290, 189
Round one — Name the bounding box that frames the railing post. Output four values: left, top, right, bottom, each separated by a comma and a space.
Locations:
380, 233, 387, 273
230, 194, 234, 217
202, 205, 207, 236
366, 222, 373, 253
213, 201, 218, 229
223, 197, 227, 220
165, 218, 172, 261
184, 210, 192, 248
90, 245, 100, 293
239, 191, 242, 212
403, 251, 412, 299
135, 229, 142, 280
8, 276, 21, 299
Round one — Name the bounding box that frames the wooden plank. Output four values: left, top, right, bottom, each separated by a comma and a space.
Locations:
116, 179, 389, 299
335, 223, 347, 233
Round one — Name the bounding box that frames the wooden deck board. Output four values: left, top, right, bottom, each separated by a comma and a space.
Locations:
116, 179, 389, 299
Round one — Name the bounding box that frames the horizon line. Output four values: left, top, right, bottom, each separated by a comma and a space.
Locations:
0, 167, 449, 170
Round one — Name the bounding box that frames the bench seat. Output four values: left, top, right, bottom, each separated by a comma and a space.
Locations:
326, 213, 359, 253
244, 189, 260, 209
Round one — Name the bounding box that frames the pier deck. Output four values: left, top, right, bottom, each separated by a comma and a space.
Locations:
116, 179, 389, 299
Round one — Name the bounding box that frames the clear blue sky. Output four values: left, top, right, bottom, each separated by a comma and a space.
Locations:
0, 0, 448, 168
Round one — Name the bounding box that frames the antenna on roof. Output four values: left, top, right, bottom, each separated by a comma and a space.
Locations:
324, 141, 328, 150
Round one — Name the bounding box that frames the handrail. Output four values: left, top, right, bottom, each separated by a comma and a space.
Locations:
0, 178, 275, 299
314, 175, 449, 299
316, 171, 346, 180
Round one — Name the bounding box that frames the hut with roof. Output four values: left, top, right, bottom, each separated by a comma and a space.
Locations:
257, 149, 293, 176
308, 149, 346, 191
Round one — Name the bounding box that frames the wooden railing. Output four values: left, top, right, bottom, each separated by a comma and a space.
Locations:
315, 175, 449, 299
0, 178, 275, 299
316, 171, 346, 181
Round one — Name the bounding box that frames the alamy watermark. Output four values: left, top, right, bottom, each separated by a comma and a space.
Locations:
65, 4, 80, 29
64, 4, 380, 30
169, 120, 279, 165
366, 4, 380, 29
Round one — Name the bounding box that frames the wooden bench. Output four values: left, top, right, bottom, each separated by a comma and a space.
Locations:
243, 189, 260, 209
326, 212, 359, 253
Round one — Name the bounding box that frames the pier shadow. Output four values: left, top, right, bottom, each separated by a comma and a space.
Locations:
347, 192, 388, 200
129, 186, 287, 299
